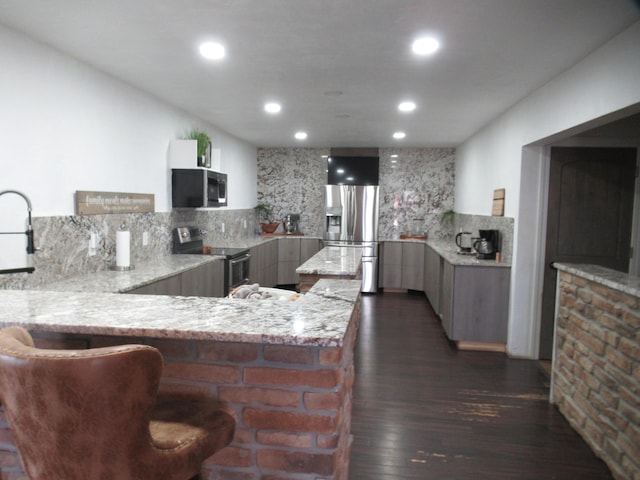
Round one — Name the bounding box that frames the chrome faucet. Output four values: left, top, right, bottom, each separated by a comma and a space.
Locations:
0, 190, 37, 274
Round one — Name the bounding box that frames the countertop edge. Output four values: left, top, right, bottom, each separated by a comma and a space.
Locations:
1, 279, 362, 347
554, 263, 640, 299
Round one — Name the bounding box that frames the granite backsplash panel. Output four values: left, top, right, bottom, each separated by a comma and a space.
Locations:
378, 147, 455, 240
453, 213, 514, 264
257, 147, 457, 239
257, 147, 329, 236
0, 209, 256, 290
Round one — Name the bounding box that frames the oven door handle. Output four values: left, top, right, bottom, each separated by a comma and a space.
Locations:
229, 253, 251, 266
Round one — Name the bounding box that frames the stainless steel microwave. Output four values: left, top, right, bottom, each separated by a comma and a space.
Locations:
171, 169, 227, 208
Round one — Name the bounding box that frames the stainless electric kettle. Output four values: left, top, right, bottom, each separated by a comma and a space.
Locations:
455, 231, 473, 252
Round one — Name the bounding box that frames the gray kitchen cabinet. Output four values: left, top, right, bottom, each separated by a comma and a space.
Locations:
181, 265, 207, 296
128, 273, 182, 296
439, 260, 510, 343
300, 238, 322, 264
278, 237, 300, 262
278, 237, 300, 285
250, 240, 278, 288
264, 240, 278, 287
401, 242, 424, 291
380, 241, 403, 289
127, 260, 224, 297
249, 243, 262, 284
424, 244, 441, 314
181, 260, 224, 297
381, 241, 425, 290
202, 259, 225, 297
277, 237, 322, 286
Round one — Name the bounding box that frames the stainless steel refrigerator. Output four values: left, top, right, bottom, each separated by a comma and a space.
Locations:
324, 185, 379, 292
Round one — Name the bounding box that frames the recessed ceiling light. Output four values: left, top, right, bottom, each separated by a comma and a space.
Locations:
264, 102, 281, 114
199, 41, 225, 60
295, 131, 308, 140
412, 37, 439, 55
398, 101, 416, 112
393, 132, 406, 140
390, 154, 399, 158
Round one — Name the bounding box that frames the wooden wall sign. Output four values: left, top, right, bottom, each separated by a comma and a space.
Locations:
75, 191, 155, 215
492, 188, 505, 216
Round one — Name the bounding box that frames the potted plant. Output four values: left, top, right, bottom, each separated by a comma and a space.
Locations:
254, 203, 280, 234
184, 128, 211, 167
440, 209, 455, 226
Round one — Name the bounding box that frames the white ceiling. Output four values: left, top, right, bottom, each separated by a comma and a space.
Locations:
1, 0, 638, 148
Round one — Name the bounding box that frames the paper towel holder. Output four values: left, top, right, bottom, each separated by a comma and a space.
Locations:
109, 223, 135, 271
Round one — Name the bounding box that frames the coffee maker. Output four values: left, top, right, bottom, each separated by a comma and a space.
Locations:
473, 229, 500, 260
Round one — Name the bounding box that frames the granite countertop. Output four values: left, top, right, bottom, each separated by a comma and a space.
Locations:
383, 238, 511, 267
296, 246, 362, 276
217, 235, 323, 249
555, 263, 640, 298
33, 255, 223, 294
0, 279, 361, 347
427, 239, 511, 267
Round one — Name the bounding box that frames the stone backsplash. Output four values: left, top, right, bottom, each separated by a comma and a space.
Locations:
257, 147, 457, 240
453, 213, 514, 264
0, 209, 257, 290
378, 147, 455, 240
257, 147, 330, 237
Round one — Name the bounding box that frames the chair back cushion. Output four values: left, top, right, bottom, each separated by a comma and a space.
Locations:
0, 326, 163, 479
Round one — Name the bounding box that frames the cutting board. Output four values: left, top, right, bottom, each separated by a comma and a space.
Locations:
492, 189, 505, 216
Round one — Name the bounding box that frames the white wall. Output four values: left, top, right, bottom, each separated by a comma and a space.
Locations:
456, 21, 640, 358
0, 23, 257, 216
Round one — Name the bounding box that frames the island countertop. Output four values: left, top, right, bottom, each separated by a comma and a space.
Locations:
0, 278, 361, 347
296, 245, 362, 276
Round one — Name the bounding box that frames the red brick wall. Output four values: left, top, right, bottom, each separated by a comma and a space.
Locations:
0, 302, 360, 480
553, 271, 640, 480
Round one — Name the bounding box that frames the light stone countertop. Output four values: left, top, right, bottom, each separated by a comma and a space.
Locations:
296, 246, 362, 276
33, 255, 224, 293
554, 263, 640, 299
390, 238, 512, 268
0, 279, 361, 347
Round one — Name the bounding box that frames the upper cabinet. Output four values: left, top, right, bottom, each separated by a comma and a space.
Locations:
169, 139, 221, 171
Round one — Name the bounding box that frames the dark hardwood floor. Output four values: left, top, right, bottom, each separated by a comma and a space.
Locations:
349, 292, 613, 479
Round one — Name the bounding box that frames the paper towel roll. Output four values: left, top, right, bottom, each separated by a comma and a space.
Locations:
116, 230, 130, 268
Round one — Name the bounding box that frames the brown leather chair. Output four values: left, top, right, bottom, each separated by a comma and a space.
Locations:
0, 326, 235, 480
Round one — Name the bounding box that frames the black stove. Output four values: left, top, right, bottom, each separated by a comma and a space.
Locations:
172, 227, 251, 295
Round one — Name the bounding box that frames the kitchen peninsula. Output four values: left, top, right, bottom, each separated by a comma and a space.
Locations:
552, 263, 640, 479
296, 245, 362, 292
0, 270, 362, 480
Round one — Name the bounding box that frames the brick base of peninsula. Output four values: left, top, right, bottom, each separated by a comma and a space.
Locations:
552, 264, 640, 480
0, 279, 362, 480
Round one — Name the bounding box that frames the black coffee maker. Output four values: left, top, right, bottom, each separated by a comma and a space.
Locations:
473, 229, 500, 260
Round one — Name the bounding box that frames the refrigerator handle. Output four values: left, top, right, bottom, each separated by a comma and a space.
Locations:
346, 186, 357, 241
